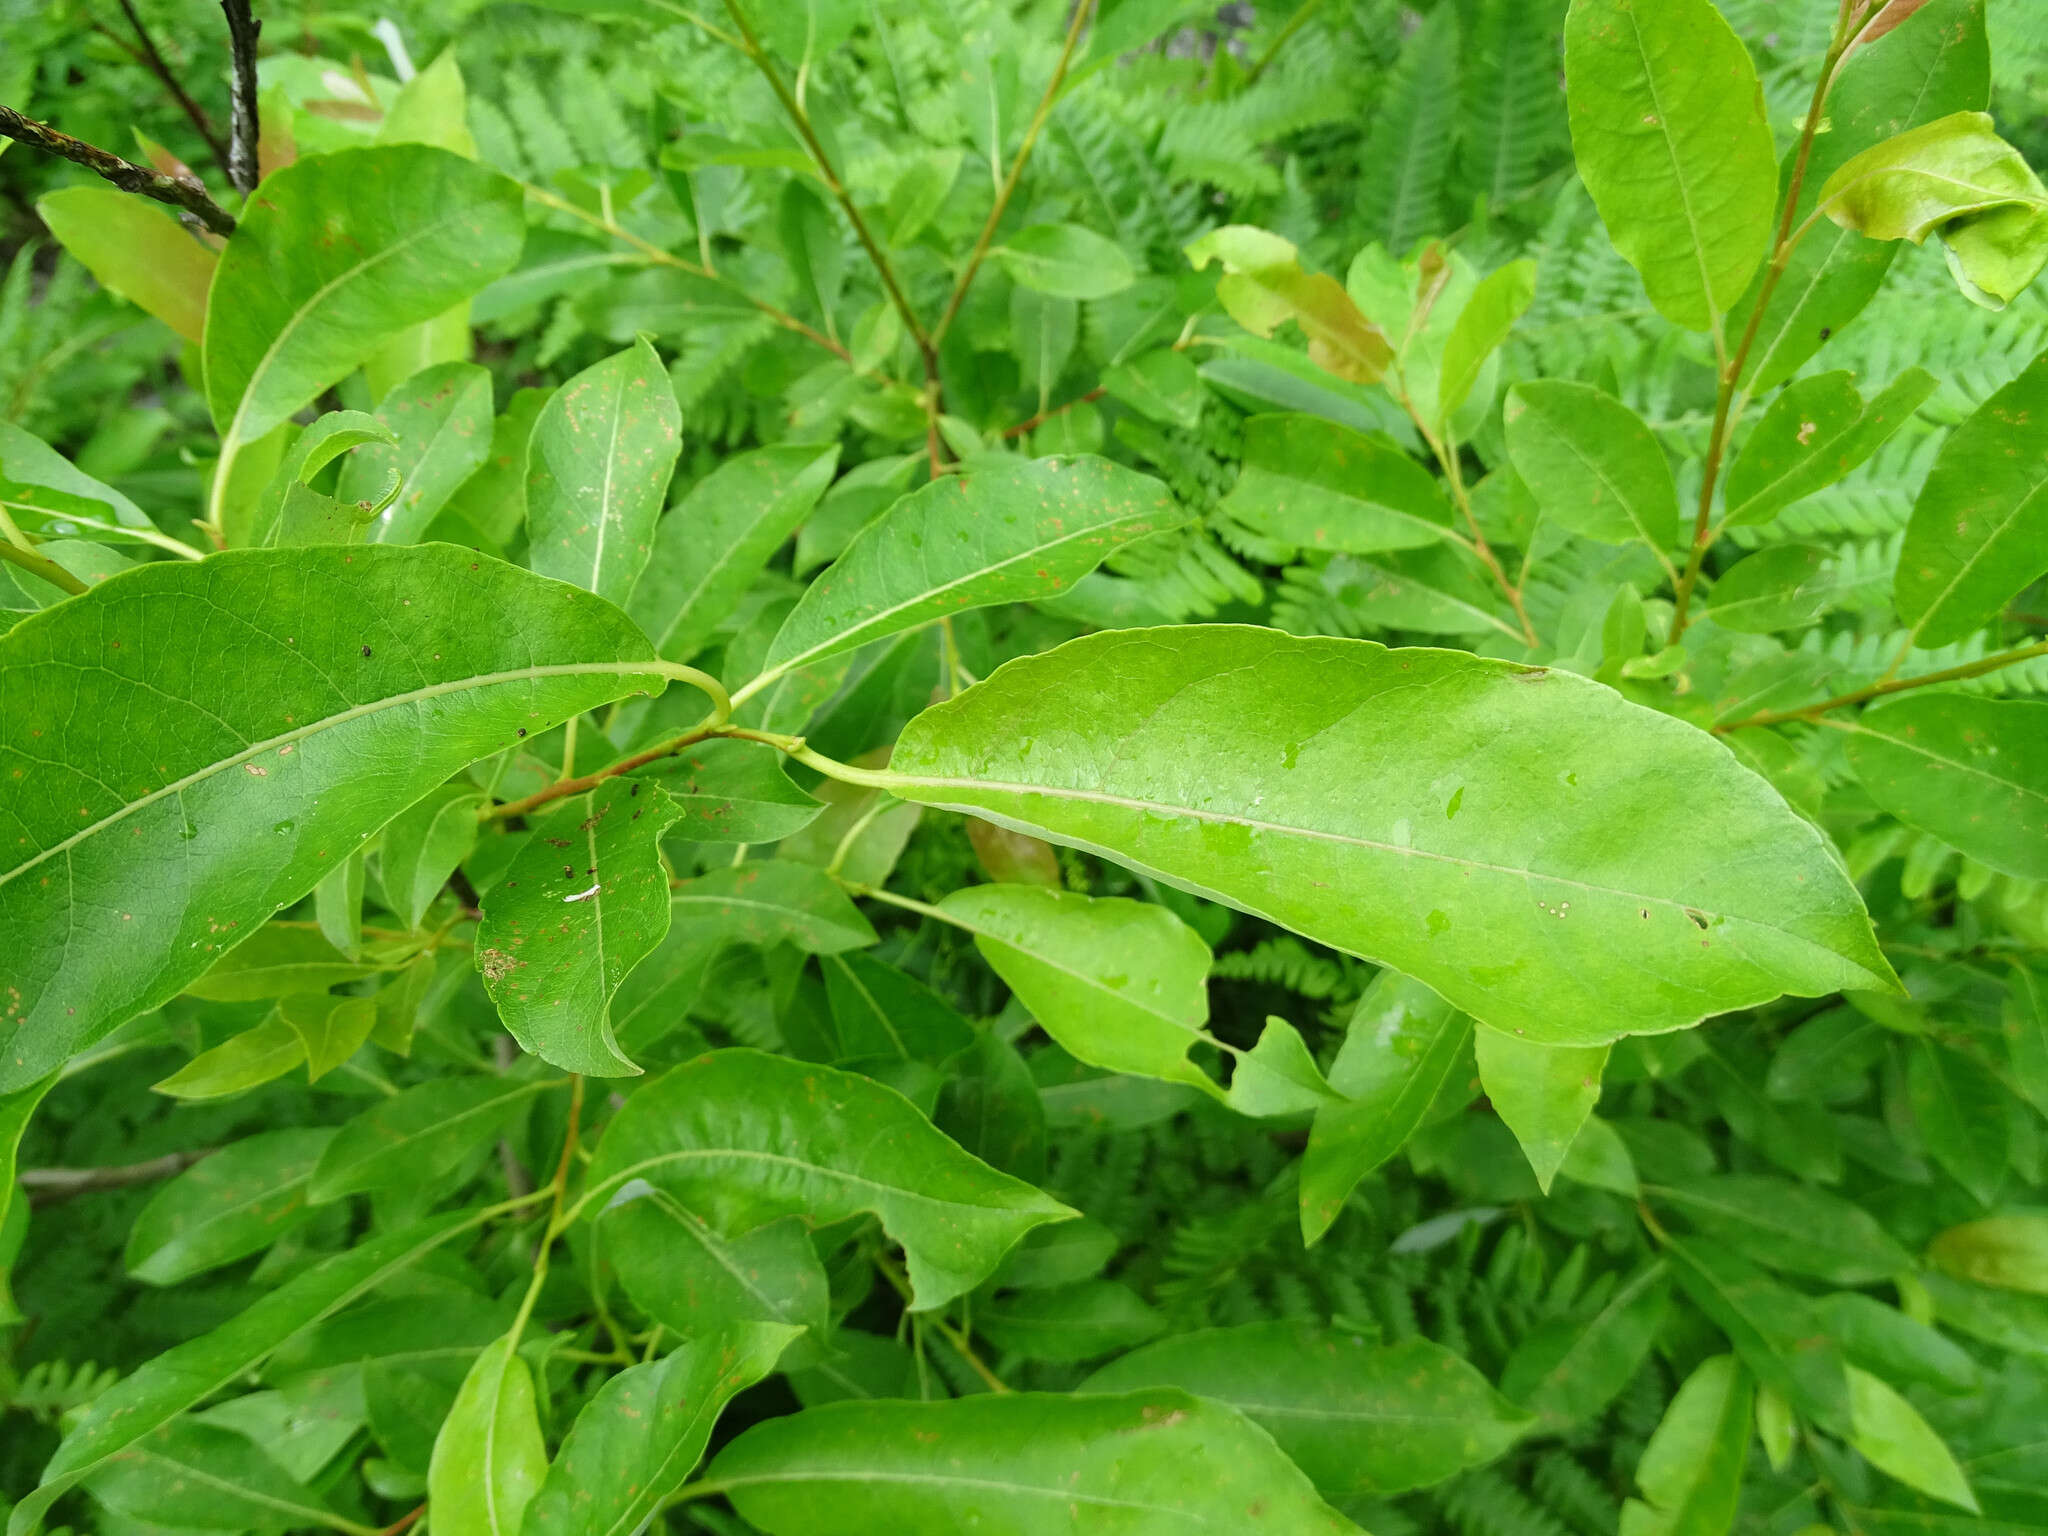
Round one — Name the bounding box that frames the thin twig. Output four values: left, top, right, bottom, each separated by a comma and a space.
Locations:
1001, 384, 1106, 439
115, 0, 232, 174
219, 0, 262, 195
1713, 638, 2048, 732
931, 0, 1097, 349
375, 1506, 425, 1536
0, 103, 235, 235
21, 1149, 212, 1204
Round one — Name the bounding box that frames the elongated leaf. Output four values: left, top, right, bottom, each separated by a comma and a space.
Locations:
477, 779, 683, 1075
1564, 0, 1776, 331
1896, 350, 2048, 645
1624, 1355, 1752, 1536
977, 1280, 1165, 1361
381, 783, 487, 931
1302, 972, 1472, 1244
0, 421, 162, 546
1928, 1212, 2048, 1294
1724, 369, 1936, 527
0, 1074, 55, 1276
628, 444, 839, 662
1083, 1324, 1530, 1497
1649, 1175, 1913, 1284
1438, 259, 1536, 422
1665, 1237, 1851, 1435
37, 188, 216, 344
886, 626, 1893, 1047
0, 544, 672, 1090
249, 410, 398, 549
337, 361, 495, 546
124, 1129, 334, 1285
84, 1419, 348, 1532
429, 1335, 547, 1536
1475, 1029, 1609, 1193
1504, 382, 1681, 550
667, 861, 876, 953
1818, 1293, 1979, 1395
1704, 544, 1835, 633
1909, 1038, 2011, 1203
1847, 1365, 1978, 1511
205, 146, 523, 447
526, 1324, 799, 1536
526, 340, 682, 605
998, 223, 1136, 300
1846, 696, 2048, 881
606, 1191, 829, 1340
822, 951, 975, 1066
153, 1016, 307, 1101
1219, 414, 1456, 553
644, 739, 823, 844
759, 456, 1183, 681
10, 1207, 497, 1536
1187, 225, 1393, 382
586, 1050, 1072, 1309
1503, 1261, 1669, 1432
185, 927, 379, 1001
2007, 966, 2048, 1117
311, 1076, 556, 1203
706, 1390, 1363, 1535
939, 885, 1215, 1091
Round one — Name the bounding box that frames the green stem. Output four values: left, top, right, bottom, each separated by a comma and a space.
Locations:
0, 530, 89, 595
1713, 638, 2048, 733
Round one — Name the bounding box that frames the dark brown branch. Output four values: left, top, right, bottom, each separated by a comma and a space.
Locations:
116, 0, 233, 174
21, 1149, 212, 1205
220, 0, 262, 195
0, 103, 236, 235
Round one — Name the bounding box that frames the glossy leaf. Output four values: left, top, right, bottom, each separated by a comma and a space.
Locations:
1219, 413, 1456, 553
526, 1324, 799, 1536
1845, 695, 2048, 879
1474, 1028, 1609, 1193
1437, 259, 1537, 422
381, 783, 487, 930
1503, 1261, 1669, 1432
37, 188, 216, 344
585, 1049, 1072, 1309
337, 361, 496, 546
1649, 1175, 1913, 1284
185, 927, 379, 1002
977, 1280, 1165, 1360
1187, 224, 1393, 383
83, 1419, 348, 1532
644, 739, 823, 844
758, 455, 1184, 681
1846, 1365, 1978, 1511
477, 779, 683, 1075
250, 410, 398, 549
1504, 382, 1681, 549
1083, 1324, 1531, 1496
1928, 1211, 2048, 1294
887, 626, 1894, 1047
1302, 973, 1472, 1243
429, 1335, 548, 1536
1723, 369, 1936, 527
997, 223, 1136, 300
1895, 348, 2048, 645
822, 951, 975, 1066
0, 544, 672, 1090
629, 444, 839, 662
706, 1390, 1363, 1535
1622, 1355, 1752, 1536
606, 1192, 829, 1341
311, 1076, 555, 1203
1665, 1237, 1851, 1435
1703, 544, 1835, 633
124, 1128, 333, 1285
1564, 0, 1776, 331
0, 421, 163, 546
205, 145, 524, 447
152, 1017, 307, 1100
667, 860, 876, 953
526, 340, 682, 605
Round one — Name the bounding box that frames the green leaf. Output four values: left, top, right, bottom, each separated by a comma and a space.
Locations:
1082, 1324, 1531, 1497
1928, 1211, 2048, 1294
1101, 348, 1203, 430
1437, 259, 1537, 422
429, 1334, 548, 1536
526, 1324, 799, 1536
152, 1016, 307, 1101
1846, 1364, 1979, 1512
1817, 1292, 1979, 1396
605, 1192, 828, 1341
1219, 414, 1456, 554
477, 779, 683, 1075
1844, 696, 2048, 880
1504, 382, 1681, 551
0, 421, 164, 547
1909, 1039, 2012, 1204
251, 410, 399, 549
1703, 544, 1836, 633
36, 188, 216, 344
821, 951, 975, 1066
205, 145, 524, 447
312, 1076, 555, 1202
1474, 1028, 1609, 1193
83, 1419, 351, 1532
1561, 1115, 1641, 1196
9, 1207, 499, 1536
1012, 288, 1079, 412
1648, 1175, 1914, 1284
644, 739, 823, 844
185, 926, 380, 1001
1723, 369, 1936, 527
667, 860, 876, 953
1665, 1237, 1851, 1436
337, 361, 496, 546
977, 1280, 1165, 1361
704, 1390, 1364, 1535
1187, 225, 1393, 383
0, 1073, 54, 1293
886, 626, 1894, 1047
939, 885, 1214, 1092
316, 851, 366, 957
1564, 0, 1776, 331
0, 544, 673, 1090
124, 1129, 334, 1285
526, 339, 682, 605
1227, 1016, 1339, 1117
1502, 1260, 1669, 1432
380, 783, 488, 930
585, 1049, 1072, 1309
757, 456, 1184, 683
1301, 977, 1470, 1237
2006, 966, 2048, 1117
1621, 1355, 1752, 1536
1308, 547, 1525, 640
996, 223, 1136, 300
